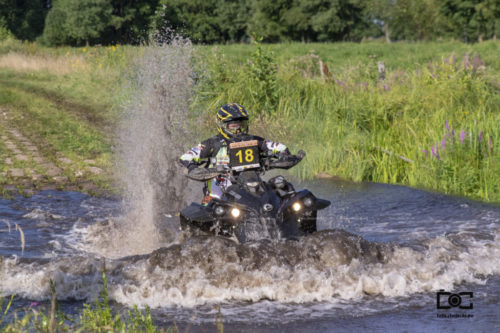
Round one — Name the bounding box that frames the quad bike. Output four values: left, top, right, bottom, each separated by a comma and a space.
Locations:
180, 141, 330, 242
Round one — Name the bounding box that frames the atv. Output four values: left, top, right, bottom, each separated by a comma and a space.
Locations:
180, 143, 330, 242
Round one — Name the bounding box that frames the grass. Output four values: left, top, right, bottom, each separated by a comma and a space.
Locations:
0, 37, 498, 202
195, 40, 500, 202
0, 273, 177, 332
0, 39, 133, 194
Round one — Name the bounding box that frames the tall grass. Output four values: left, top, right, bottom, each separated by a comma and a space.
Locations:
0, 39, 497, 202
0, 273, 171, 332
195, 41, 500, 202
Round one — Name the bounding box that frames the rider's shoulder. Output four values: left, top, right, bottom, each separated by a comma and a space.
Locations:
201, 134, 224, 145
233, 134, 265, 142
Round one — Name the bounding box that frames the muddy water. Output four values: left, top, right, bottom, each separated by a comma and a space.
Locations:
1, 179, 499, 332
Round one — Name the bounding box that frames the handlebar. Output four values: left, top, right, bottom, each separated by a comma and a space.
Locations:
186, 150, 306, 181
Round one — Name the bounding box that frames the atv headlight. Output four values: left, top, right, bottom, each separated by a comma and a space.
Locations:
214, 205, 225, 216
246, 181, 259, 187
303, 197, 314, 207
292, 202, 302, 212
231, 207, 241, 218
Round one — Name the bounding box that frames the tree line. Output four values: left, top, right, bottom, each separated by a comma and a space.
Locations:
1, 0, 499, 45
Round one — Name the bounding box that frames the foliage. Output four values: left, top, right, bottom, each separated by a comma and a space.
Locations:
196, 41, 500, 202
0, 273, 165, 332
152, 0, 250, 43
4, 0, 500, 45
110, 0, 160, 43
440, 0, 500, 42
246, 36, 278, 112
42, 0, 114, 46
0, 0, 49, 41
0, 17, 13, 41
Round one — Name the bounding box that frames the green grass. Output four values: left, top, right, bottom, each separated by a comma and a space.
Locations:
0, 273, 177, 332
195, 40, 500, 202
0, 39, 498, 202
0, 40, 133, 192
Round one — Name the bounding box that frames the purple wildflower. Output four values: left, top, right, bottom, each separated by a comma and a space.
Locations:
383, 84, 390, 91
422, 149, 428, 157
472, 54, 484, 70
431, 145, 440, 159
441, 138, 446, 150
451, 129, 455, 138
464, 54, 470, 71
445, 121, 450, 132
460, 130, 466, 144
30, 302, 39, 307
478, 130, 483, 143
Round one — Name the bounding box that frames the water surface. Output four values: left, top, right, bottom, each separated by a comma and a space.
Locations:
1, 179, 499, 332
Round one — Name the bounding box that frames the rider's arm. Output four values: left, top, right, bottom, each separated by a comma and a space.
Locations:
179, 137, 219, 170
263, 139, 290, 156
179, 144, 204, 171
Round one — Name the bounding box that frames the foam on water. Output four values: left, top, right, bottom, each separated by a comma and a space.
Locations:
2, 228, 498, 313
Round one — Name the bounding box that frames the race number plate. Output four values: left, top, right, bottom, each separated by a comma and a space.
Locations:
229, 140, 260, 171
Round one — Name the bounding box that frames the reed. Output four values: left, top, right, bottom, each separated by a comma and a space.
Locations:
196, 41, 500, 202
0, 273, 171, 332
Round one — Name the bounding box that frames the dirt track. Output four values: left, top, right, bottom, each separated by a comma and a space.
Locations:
0, 108, 104, 196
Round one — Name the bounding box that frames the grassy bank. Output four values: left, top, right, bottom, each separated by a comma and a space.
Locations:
0, 39, 134, 195
0, 274, 181, 332
0, 38, 498, 202
195, 40, 500, 203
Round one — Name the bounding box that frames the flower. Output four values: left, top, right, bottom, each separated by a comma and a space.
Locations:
431, 145, 440, 159
460, 130, 466, 144
422, 149, 428, 157
29, 302, 39, 307
445, 121, 450, 132
441, 138, 446, 150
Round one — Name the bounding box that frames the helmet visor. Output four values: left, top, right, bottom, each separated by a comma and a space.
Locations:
225, 119, 248, 134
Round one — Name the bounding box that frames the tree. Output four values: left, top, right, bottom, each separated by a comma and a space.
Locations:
475, 0, 500, 39
439, 0, 489, 42
215, 0, 251, 42
42, 4, 69, 45
110, 0, 159, 44
64, 0, 113, 45
42, 0, 114, 46
309, 0, 367, 41
0, 0, 49, 40
248, 0, 292, 42
389, 0, 446, 40
153, 0, 222, 43
364, 0, 393, 42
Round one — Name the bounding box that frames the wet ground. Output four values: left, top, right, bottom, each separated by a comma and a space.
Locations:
1, 178, 499, 332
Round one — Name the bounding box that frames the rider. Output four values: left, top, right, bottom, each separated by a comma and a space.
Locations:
179, 103, 290, 204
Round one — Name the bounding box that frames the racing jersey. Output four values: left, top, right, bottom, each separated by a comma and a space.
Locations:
179, 134, 289, 198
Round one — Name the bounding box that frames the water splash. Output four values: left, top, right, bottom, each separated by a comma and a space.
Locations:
112, 35, 197, 256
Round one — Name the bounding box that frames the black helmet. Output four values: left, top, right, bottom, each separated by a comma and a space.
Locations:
216, 103, 249, 139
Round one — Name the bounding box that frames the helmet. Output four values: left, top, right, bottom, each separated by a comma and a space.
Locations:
216, 103, 249, 139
